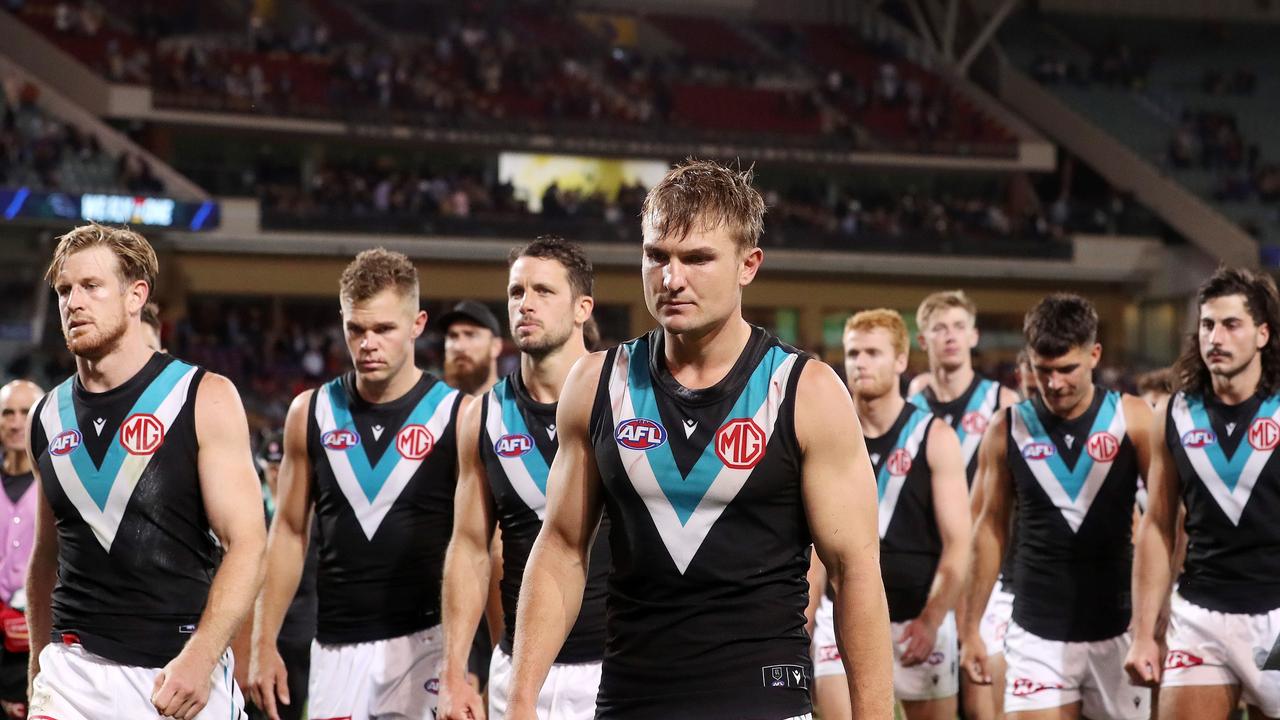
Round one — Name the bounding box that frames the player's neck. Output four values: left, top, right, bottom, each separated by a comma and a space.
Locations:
355, 365, 423, 404
1211, 357, 1263, 405
75, 331, 154, 393
2, 451, 29, 477
857, 390, 906, 438
663, 315, 752, 391
929, 363, 975, 402
521, 335, 587, 404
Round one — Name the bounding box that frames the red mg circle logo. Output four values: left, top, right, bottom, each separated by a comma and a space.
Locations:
961, 412, 988, 436
887, 448, 912, 476
715, 418, 766, 470
120, 413, 164, 455
1249, 418, 1280, 451
397, 424, 435, 460
1086, 432, 1119, 462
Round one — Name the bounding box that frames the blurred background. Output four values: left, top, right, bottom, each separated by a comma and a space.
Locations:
0, 0, 1272, 438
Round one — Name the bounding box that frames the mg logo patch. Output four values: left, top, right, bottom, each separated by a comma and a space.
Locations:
119, 414, 164, 455
396, 424, 435, 460
322, 429, 360, 451
1086, 431, 1119, 462
1249, 418, 1280, 451
715, 418, 766, 470
961, 411, 988, 436
614, 418, 667, 451
49, 429, 82, 456
494, 433, 533, 458
887, 448, 913, 476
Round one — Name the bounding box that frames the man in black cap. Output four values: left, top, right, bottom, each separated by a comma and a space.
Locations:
238, 432, 318, 720
441, 300, 503, 396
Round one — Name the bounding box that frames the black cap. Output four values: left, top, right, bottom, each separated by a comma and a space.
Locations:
439, 300, 502, 337
258, 432, 284, 465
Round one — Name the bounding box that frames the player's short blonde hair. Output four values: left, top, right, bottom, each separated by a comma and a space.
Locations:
916, 290, 977, 329
45, 222, 158, 293
340, 247, 419, 305
844, 309, 909, 356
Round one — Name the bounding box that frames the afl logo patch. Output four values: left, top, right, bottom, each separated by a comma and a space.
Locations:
1021, 442, 1056, 461
715, 418, 766, 470
1086, 432, 1119, 462
614, 418, 667, 451
322, 429, 360, 450
1181, 429, 1217, 448
120, 413, 164, 455
960, 411, 988, 436
1249, 418, 1280, 451
887, 448, 913, 476
396, 424, 435, 460
494, 433, 534, 458
49, 429, 82, 456
1164, 650, 1204, 670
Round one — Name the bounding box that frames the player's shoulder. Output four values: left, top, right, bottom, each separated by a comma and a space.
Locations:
907, 372, 934, 398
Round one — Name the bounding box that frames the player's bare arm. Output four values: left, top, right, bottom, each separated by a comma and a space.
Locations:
507, 353, 606, 720
152, 373, 268, 719
439, 395, 491, 720
900, 421, 970, 667
960, 411, 1014, 684
1125, 396, 1177, 687
797, 361, 894, 719
247, 389, 315, 720
23, 404, 56, 698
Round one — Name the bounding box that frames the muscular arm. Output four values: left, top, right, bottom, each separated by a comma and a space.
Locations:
185, 374, 269, 666
797, 362, 894, 718
960, 412, 1013, 648
507, 354, 606, 714
919, 421, 971, 631
440, 396, 494, 687
1129, 398, 1178, 674
24, 407, 56, 690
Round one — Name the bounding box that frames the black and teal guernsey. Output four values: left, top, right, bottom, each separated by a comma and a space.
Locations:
307, 371, 461, 644
868, 404, 938, 623
1167, 391, 1280, 613
908, 374, 1001, 485
589, 326, 813, 720
31, 353, 217, 667
479, 369, 610, 664
1006, 390, 1137, 641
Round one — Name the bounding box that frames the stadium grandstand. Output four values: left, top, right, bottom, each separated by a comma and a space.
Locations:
1, 0, 1278, 718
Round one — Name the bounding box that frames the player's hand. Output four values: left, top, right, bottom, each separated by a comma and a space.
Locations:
1124, 635, 1164, 688
897, 616, 938, 667
151, 648, 216, 720
247, 642, 290, 720
959, 631, 992, 685
437, 672, 487, 720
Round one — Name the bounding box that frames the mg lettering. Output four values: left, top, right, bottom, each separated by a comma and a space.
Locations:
1086, 432, 1119, 463
887, 448, 913, 476
1249, 418, 1280, 451
715, 418, 766, 470
397, 424, 435, 460
961, 412, 988, 436
120, 414, 164, 455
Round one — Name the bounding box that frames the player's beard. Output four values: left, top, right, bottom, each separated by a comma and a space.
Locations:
64, 311, 127, 361
514, 321, 572, 360
445, 356, 491, 395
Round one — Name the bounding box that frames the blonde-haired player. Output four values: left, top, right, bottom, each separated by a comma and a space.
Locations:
812, 309, 970, 720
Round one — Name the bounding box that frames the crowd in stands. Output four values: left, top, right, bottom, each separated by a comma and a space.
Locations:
1030, 38, 1151, 90
1166, 109, 1280, 209
10, 0, 1015, 154
257, 155, 1118, 250
0, 77, 163, 193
